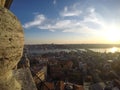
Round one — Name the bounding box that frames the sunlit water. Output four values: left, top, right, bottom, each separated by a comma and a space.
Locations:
90, 47, 120, 53
29, 47, 120, 54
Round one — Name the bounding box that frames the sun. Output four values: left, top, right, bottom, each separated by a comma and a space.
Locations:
103, 25, 120, 43
105, 29, 120, 42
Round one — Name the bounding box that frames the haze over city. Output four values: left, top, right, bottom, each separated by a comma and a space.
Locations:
10, 0, 120, 44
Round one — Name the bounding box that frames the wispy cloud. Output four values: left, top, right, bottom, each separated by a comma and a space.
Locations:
38, 20, 81, 32
60, 6, 82, 17
39, 7, 104, 34
23, 5, 106, 37
23, 14, 46, 28
53, 0, 56, 5
83, 7, 105, 29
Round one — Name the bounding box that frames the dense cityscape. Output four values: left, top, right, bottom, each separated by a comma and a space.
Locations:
18, 44, 120, 90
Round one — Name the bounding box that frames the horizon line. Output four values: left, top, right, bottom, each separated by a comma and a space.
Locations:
24, 43, 120, 45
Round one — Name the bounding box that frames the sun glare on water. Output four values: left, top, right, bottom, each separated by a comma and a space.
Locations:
109, 47, 118, 53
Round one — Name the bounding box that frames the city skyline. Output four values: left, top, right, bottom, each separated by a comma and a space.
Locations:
10, 0, 120, 44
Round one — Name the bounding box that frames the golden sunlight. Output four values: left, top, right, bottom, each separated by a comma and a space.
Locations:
109, 47, 118, 53
103, 25, 120, 43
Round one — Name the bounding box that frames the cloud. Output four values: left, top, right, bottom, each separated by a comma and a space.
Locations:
53, 0, 56, 5
23, 14, 46, 28
23, 5, 106, 37
38, 20, 80, 31
83, 7, 105, 27
38, 19, 99, 35
38, 7, 104, 34
60, 6, 82, 17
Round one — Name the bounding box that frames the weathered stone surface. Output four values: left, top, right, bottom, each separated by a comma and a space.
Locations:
0, 7, 24, 75
0, 0, 6, 7
14, 68, 37, 90
0, 7, 24, 90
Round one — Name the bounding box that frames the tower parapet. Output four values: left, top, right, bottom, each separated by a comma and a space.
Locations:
0, 5, 24, 89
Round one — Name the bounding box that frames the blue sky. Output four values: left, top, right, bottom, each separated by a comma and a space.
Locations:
10, 0, 120, 44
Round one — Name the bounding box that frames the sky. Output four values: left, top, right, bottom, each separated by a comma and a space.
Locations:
10, 0, 120, 44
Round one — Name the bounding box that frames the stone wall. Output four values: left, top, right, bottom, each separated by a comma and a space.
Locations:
0, 6, 23, 90
0, 6, 24, 76
0, 3, 37, 90
14, 68, 37, 90
0, 0, 6, 7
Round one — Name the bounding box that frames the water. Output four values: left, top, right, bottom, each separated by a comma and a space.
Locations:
29, 49, 72, 54
29, 47, 120, 54
90, 47, 120, 53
